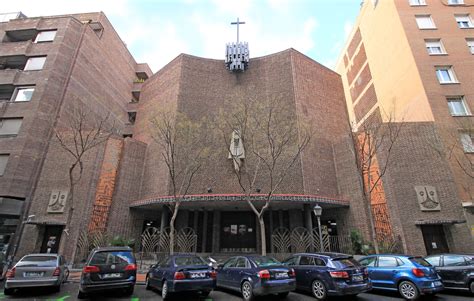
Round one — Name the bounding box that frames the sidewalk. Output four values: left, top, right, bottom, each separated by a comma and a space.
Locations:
68, 270, 146, 284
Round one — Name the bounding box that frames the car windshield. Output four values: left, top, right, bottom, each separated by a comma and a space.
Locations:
17, 256, 57, 267
410, 257, 431, 267
90, 251, 134, 265
174, 256, 206, 267
251, 256, 281, 267
331, 257, 360, 268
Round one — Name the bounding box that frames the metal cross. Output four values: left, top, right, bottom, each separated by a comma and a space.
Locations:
231, 17, 245, 43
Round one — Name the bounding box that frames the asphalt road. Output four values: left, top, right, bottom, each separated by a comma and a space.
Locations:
0, 282, 472, 301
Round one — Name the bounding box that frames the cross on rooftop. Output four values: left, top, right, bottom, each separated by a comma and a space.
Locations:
231, 17, 245, 43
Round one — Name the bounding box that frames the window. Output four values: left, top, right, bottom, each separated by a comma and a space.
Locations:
409, 0, 426, 5
448, 0, 464, 4
455, 14, 473, 28
460, 132, 474, 153
0, 154, 9, 176
425, 39, 446, 55
0, 118, 23, 136
24, 57, 46, 71
447, 96, 471, 116
377, 256, 399, 267
283, 257, 298, 266
34, 30, 57, 43
467, 39, 474, 54
234, 257, 248, 268
416, 15, 436, 29
359, 257, 376, 267
223, 257, 237, 268
425, 256, 441, 267
11, 87, 34, 102
443, 255, 466, 266
435, 66, 458, 84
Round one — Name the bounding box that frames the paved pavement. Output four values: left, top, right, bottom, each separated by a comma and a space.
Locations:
0, 281, 472, 301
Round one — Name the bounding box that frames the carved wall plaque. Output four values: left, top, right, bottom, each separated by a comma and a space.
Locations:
415, 186, 441, 211
47, 190, 68, 213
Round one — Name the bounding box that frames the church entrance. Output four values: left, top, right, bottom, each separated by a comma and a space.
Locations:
220, 211, 256, 253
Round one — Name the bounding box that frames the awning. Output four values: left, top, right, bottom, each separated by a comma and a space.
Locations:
130, 193, 350, 210
415, 219, 465, 226
25, 219, 66, 226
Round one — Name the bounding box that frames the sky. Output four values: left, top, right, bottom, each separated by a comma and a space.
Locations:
2, 0, 362, 72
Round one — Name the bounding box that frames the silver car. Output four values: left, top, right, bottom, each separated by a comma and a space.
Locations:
4, 253, 69, 295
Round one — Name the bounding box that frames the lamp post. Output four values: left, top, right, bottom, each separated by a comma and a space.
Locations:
313, 204, 323, 252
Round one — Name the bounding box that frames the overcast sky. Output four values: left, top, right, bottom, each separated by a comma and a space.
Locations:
2, 0, 361, 72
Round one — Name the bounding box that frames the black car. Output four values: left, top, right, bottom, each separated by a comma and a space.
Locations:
425, 253, 474, 293
284, 252, 371, 300
78, 246, 136, 299
145, 254, 216, 300
216, 255, 296, 301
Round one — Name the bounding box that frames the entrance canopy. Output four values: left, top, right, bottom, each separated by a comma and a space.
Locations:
130, 194, 350, 210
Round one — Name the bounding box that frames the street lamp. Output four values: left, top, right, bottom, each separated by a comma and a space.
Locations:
313, 204, 324, 252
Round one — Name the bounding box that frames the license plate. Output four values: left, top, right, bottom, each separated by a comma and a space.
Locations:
434, 281, 442, 286
352, 274, 363, 282
275, 272, 288, 279
103, 273, 122, 279
190, 272, 206, 279
24, 272, 43, 277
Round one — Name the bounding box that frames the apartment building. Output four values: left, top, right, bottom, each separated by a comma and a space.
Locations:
0, 12, 151, 262
336, 0, 474, 255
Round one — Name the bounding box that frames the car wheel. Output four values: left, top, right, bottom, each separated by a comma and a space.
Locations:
77, 291, 87, 299
53, 285, 61, 293
201, 290, 211, 297
241, 280, 254, 301
398, 280, 420, 300
278, 291, 289, 298
145, 275, 152, 290
162, 281, 171, 300
470, 281, 474, 294
3, 288, 14, 296
311, 279, 327, 300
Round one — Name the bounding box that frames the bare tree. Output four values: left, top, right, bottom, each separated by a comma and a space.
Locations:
219, 96, 311, 256
351, 110, 404, 254
150, 109, 208, 254
54, 103, 115, 254
428, 118, 473, 200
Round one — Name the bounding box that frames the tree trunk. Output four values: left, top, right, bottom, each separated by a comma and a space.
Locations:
259, 216, 266, 256
169, 202, 180, 255
366, 172, 379, 254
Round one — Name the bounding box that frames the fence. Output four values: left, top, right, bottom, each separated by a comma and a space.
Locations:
271, 227, 354, 255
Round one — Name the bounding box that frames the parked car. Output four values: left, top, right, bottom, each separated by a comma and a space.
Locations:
77, 246, 136, 299
216, 255, 296, 301
282, 252, 371, 300
4, 253, 69, 295
424, 253, 474, 293
359, 254, 443, 300
145, 254, 216, 300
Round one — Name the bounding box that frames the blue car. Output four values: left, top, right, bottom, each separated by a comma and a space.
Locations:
283, 252, 371, 300
216, 255, 296, 301
145, 254, 216, 300
359, 254, 443, 300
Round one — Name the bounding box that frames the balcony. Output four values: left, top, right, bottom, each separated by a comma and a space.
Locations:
0, 40, 31, 57
135, 63, 152, 80
3, 28, 37, 42
132, 81, 143, 102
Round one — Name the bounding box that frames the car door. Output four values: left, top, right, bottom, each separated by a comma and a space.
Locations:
218, 257, 237, 288
438, 255, 467, 288
296, 255, 325, 290
283, 256, 301, 288
359, 256, 377, 287
372, 256, 401, 289
228, 257, 247, 289
154, 257, 170, 286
